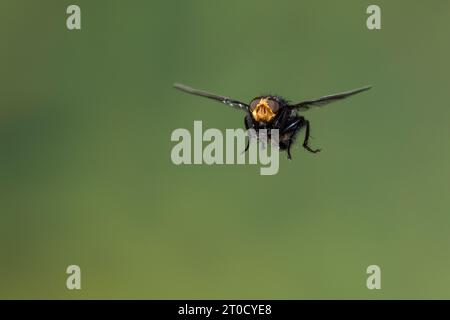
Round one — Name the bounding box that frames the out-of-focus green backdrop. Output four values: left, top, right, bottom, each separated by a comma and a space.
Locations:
1, 0, 450, 299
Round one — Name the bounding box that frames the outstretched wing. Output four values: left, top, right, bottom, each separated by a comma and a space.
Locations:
173, 83, 249, 111
291, 86, 372, 111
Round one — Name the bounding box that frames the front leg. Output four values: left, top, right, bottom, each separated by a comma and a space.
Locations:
281, 119, 302, 160
302, 119, 321, 153
287, 139, 293, 160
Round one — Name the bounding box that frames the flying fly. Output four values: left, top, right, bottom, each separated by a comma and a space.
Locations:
173, 83, 371, 159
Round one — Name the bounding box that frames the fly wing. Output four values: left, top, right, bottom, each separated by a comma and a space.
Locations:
173, 83, 249, 111
291, 86, 372, 111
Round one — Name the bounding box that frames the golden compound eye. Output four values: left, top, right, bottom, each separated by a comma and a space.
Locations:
267, 99, 280, 113
249, 99, 260, 111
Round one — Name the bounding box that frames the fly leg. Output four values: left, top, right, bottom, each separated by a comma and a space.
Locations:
287, 139, 293, 160
302, 119, 321, 153
281, 119, 302, 160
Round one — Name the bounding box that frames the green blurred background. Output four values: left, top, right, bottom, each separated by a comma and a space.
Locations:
1, 0, 450, 299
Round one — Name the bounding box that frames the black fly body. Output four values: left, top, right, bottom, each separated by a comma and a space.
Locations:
174, 83, 371, 159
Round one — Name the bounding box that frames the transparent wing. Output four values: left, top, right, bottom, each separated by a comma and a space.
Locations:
173, 83, 249, 111
291, 86, 372, 111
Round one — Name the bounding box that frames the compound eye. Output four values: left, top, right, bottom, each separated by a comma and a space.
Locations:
249, 99, 260, 111
267, 99, 280, 113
